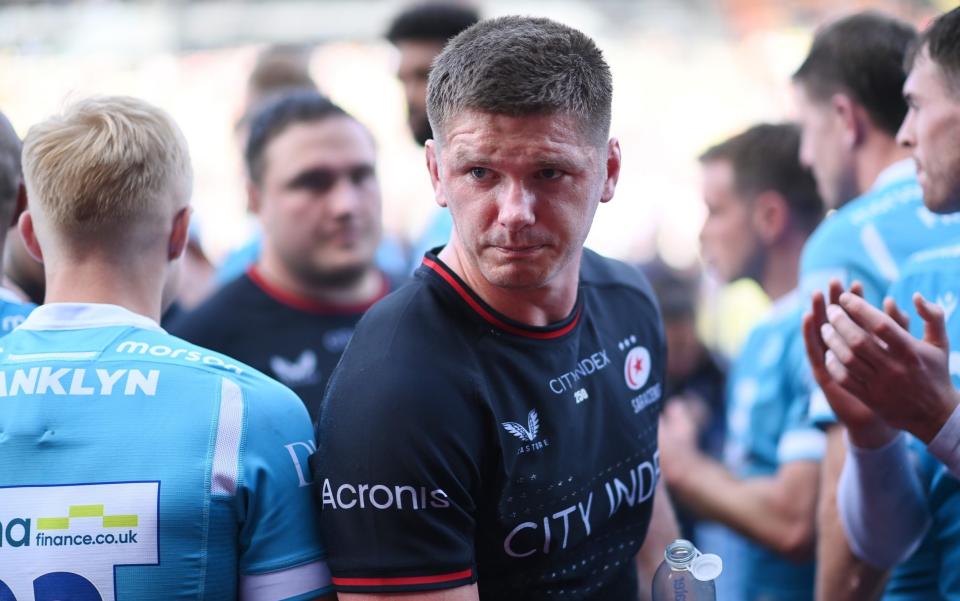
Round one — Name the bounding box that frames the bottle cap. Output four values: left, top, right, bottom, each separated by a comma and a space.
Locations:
690, 553, 723, 581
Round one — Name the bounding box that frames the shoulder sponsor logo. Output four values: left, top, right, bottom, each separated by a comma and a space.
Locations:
0, 481, 159, 600
0, 367, 158, 397
2, 315, 25, 333
115, 341, 242, 374
322, 327, 354, 353
285, 439, 317, 488
624, 346, 651, 391
270, 350, 319, 387
320, 479, 450, 511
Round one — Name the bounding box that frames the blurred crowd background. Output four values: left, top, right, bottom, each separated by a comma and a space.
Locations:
1, 0, 953, 355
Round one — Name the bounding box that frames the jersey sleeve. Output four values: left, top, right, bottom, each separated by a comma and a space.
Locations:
313, 344, 484, 594
230, 377, 332, 599
799, 224, 889, 309
778, 329, 826, 463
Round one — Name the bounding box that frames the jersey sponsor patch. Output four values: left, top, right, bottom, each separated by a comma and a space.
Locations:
0, 481, 160, 600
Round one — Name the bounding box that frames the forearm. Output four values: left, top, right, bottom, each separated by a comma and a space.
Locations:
667, 452, 816, 561
839, 432, 931, 569
815, 426, 887, 601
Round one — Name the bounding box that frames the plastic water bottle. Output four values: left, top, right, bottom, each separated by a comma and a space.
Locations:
651, 539, 723, 601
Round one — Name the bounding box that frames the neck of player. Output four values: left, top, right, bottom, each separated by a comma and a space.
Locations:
43, 258, 167, 323
439, 240, 580, 327
856, 135, 912, 198
255, 251, 383, 308
759, 229, 806, 302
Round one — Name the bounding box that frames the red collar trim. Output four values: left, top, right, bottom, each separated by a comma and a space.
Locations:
422, 257, 581, 340
247, 266, 389, 315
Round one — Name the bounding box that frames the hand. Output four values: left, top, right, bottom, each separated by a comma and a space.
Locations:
658, 400, 701, 486
819, 288, 959, 444
803, 280, 898, 448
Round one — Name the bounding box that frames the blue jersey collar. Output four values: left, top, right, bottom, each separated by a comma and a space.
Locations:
18, 303, 164, 333
870, 158, 916, 192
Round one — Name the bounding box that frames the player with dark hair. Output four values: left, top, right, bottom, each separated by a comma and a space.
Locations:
791, 11, 960, 600
386, 2, 480, 147
804, 7, 960, 600
660, 123, 824, 601
170, 91, 390, 420
315, 15, 677, 601
0, 110, 36, 328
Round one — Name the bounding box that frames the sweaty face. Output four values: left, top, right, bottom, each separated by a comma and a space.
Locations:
698, 160, 762, 284
428, 110, 616, 291
395, 39, 445, 146
898, 50, 960, 214
793, 83, 858, 209
257, 117, 381, 286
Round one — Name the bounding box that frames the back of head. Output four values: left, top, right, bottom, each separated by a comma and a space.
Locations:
701, 123, 824, 233
427, 16, 613, 146
793, 12, 917, 136
244, 45, 318, 118
22, 96, 192, 240
386, 2, 480, 44
244, 91, 351, 187
0, 112, 22, 228
907, 6, 960, 96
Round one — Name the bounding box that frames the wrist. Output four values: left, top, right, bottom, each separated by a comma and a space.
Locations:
846, 421, 899, 450
913, 389, 960, 444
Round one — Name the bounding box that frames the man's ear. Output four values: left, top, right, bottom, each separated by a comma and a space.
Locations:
600, 138, 622, 203
830, 92, 864, 149
168, 206, 192, 261
246, 181, 262, 215
425, 140, 448, 208
752, 191, 789, 245
18, 210, 43, 263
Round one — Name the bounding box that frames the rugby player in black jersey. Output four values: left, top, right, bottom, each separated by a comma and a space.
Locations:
314, 16, 678, 601
170, 93, 390, 419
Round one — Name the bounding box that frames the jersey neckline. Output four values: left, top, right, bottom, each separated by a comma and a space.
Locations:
18, 302, 164, 332
421, 253, 582, 340
247, 265, 390, 316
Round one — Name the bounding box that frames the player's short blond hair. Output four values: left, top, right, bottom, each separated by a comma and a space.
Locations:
22, 96, 192, 231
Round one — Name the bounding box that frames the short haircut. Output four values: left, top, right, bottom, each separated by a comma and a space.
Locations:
793, 12, 917, 136
22, 96, 192, 230
245, 91, 350, 186
427, 16, 613, 146
0, 112, 22, 224
700, 123, 824, 233
906, 6, 960, 97
386, 2, 480, 44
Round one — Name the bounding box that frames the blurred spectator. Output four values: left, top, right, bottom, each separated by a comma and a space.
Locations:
660, 123, 825, 601
170, 92, 392, 420
0, 110, 36, 328
387, 1, 479, 268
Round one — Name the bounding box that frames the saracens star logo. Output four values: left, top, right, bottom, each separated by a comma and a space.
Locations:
624, 346, 652, 391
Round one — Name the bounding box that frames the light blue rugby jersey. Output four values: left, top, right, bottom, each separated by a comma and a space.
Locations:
805, 160, 960, 426
722, 290, 826, 601
0, 303, 331, 601
0, 286, 35, 335
880, 245, 960, 601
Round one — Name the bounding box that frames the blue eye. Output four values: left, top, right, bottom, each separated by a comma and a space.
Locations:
470, 167, 489, 179
539, 169, 562, 180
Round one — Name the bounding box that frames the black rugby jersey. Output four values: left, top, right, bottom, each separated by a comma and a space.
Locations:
314, 249, 666, 600
168, 266, 390, 419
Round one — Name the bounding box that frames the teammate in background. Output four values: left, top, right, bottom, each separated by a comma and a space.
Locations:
0, 111, 36, 328
315, 17, 678, 600
170, 92, 390, 420
659, 123, 825, 601
804, 7, 960, 599
386, 1, 480, 269
0, 96, 332, 600
790, 12, 960, 600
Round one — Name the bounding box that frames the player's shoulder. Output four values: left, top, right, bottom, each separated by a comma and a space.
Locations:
901, 243, 960, 276
166, 272, 261, 338
0, 298, 35, 333
579, 248, 659, 312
